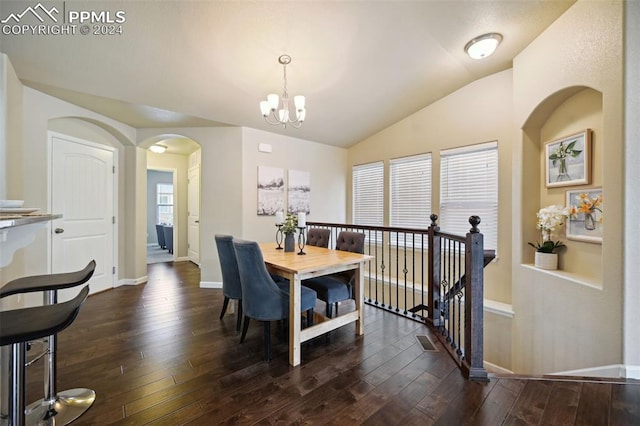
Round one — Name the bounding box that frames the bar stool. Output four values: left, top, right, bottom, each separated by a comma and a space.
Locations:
0, 261, 96, 425
1, 286, 89, 425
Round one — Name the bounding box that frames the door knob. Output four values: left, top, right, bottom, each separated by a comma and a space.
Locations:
54, 228, 64, 234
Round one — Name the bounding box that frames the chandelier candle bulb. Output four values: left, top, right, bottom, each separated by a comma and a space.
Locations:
267, 94, 279, 110
260, 101, 270, 116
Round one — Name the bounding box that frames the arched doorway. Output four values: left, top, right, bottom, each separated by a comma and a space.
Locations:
141, 135, 202, 265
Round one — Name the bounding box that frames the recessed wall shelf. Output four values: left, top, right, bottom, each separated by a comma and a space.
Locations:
521, 263, 601, 290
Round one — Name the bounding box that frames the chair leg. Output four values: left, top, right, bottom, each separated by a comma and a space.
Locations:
236, 300, 243, 333
306, 309, 314, 327
326, 303, 333, 318
220, 296, 230, 320
335, 302, 339, 317
264, 321, 271, 362
240, 316, 250, 343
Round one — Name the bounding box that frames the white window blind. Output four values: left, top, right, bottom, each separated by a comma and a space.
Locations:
390, 153, 432, 229
440, 141, 498, 250
352, 161, 384, 226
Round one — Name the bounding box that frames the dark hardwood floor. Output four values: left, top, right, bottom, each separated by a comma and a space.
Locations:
24, 261, 640, 425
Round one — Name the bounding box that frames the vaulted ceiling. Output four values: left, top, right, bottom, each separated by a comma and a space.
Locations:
1, 0, 575, 148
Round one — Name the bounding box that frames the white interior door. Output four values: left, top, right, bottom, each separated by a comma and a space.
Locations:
51, 133, 115, 298
188, 165, 200, 265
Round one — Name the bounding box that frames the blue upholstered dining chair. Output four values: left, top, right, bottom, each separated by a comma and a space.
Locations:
155, 224, 166, 249
306, 228, 330, 248
163, 226, 174, 254
302, 231, 365, 318
215, 234, 243, 332
233, 239, 317, 362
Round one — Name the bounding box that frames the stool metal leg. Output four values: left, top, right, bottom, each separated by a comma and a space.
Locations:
1, 345, 10, 424
24, 289, 95, 425
8, 342, 27, 426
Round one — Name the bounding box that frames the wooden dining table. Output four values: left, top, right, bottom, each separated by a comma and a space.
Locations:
259, 242, 373, 366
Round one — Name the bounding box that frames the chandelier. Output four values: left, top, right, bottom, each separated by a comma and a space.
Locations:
259, 55, 306, 128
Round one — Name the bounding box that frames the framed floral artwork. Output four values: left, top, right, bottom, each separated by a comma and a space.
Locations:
545, 129, 591, 188
566, 188, 603, 243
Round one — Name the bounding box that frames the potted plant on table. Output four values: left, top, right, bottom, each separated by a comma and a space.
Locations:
528, 205, 570, 270
281, 212, 298, 252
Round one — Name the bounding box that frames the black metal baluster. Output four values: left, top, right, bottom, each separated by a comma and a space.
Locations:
421, 233, 425, 320
380, 231, 386, 308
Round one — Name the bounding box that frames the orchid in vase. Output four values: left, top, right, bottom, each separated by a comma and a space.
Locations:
528, 205, 570, 253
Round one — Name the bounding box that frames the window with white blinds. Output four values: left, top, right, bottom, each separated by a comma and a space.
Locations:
352, 161, 384, 226
439, 141, 498, 250
390, 153, 432, 229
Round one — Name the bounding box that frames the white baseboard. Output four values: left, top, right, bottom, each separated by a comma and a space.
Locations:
551, 364, 636, 379
116, 276, 148, 287
175, 256, 190, 262
483, 360, 513, 375
200, 281, 222, 289
484, 300, 514, 318
622, 365, 640, 380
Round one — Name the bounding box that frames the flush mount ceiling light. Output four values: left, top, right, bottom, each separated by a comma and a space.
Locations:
149, 144, 167, 154
464, 33, 503, 59
259, 54, 306, 129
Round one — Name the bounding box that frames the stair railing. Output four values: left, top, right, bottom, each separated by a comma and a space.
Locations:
307, 214, 492, 381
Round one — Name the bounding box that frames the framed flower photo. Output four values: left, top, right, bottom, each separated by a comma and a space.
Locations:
566, 188, 603, 243
545, 129, 591, 188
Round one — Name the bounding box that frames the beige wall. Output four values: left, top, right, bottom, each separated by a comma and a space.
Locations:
536, 89, 603, 280
623, 0, 640, 374
241, 127, 348, 243
0, 53, 26, 286
347, 0, 628, 376
17, 88, 138, 282
512, 0, 623, 375
348, 69, 514, 305
138, 127, 244, 286
2, 53, 22, 202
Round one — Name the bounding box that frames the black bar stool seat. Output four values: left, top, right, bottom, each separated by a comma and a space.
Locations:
0, 286, 89, 347
0, 260, 96, 298
1, 286, 89, 425
0, 260, 96, 426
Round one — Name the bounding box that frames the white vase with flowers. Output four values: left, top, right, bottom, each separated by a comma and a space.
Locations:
528, 205, 570, 270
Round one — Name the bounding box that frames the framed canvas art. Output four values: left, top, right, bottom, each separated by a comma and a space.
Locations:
545, 129, 591, 188
566, 188, 603, 243
257, 166, 285, 215
287, 169, 310, 214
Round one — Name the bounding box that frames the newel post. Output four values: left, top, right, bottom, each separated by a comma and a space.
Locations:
427, 214, 442, 327
464, 216, 488, 381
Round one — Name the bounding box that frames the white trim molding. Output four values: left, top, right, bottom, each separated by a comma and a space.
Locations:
484, 360, 513, 375
552, 364, 640, 380
116, 276, 148, 287
484, 299, 514, 318
200, 281, 222, 289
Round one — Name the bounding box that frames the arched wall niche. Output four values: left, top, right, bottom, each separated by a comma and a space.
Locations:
520, 85, 603, 283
